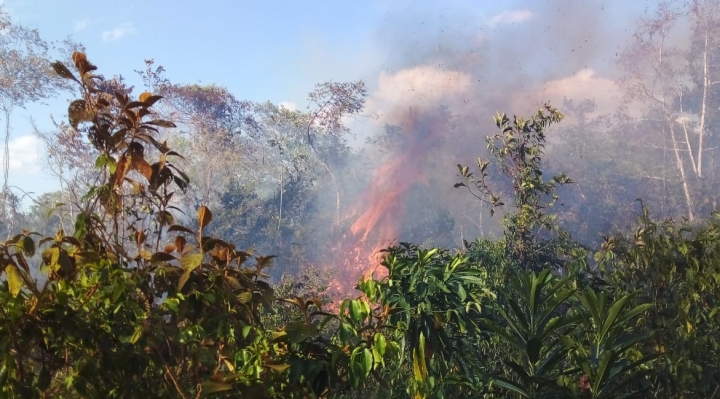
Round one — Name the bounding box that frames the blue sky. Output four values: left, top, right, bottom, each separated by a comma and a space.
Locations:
1, 0, 657, 206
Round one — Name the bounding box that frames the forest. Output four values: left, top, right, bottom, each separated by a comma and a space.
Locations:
1, 1, 720, 398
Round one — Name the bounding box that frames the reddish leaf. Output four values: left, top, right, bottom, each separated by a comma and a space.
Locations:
145, 120, 177, 128
198, 206, 212, 229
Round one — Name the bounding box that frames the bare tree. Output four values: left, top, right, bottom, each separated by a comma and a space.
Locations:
618, 1, 720, 220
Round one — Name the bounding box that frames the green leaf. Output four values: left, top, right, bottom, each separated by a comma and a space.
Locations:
237, 292, 253, 304
348, 299, 368, 323
242, 325, 252, 339
42, 247, 60, 269
265, 363, 290, 373
181, 253, 203, 271
163, 298, 179, 313
285, 322, 319, 343
492, 377, 531, 398
129, 325, 143, 344
37, 367, 51, 390
339, 322, 355, 343
361, 348, 373, 377
615, 303, 652, 327
594, 350, 618, 394
374, 333, 387, 357
600, 295, 631, 342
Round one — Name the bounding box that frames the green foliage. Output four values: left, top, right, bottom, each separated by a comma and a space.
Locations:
359, 243, 496, 398
0, 53, 393, 399
456, 104, 572, 271
598, 204, 720, 399
569, 289, 658, 399
2, 50, 720, 399
481, 269, 578, 399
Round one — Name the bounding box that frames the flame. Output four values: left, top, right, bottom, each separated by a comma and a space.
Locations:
326, 109, 445, 300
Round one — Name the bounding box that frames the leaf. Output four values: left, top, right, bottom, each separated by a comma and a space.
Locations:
178, 270, 191, 291
135, 230, 147, 246
146, 119, 177, 128
42, 247, 60, 268
264, 363, 290, 373
237, 292, 253, 303
374, 333, 387, 356
5, 265, 23, 296
600, 295, 631, 342
163, 298, 179, 313
151, 252, 177, 262
68, 99, 93, 129
74, 251, 101, 266
181, 253, 203, 271
200, 381, 233, 394
175, 236, 187, 254
138, 249, 153, 260
360, 348, 374, 377
20, 236, 35, 257
198, 205, 212, 229
285, 322, 319, 343
37, 367, 51, 390
142, 95, 163, 107
167, 224, 195, 235
124, 101, 146, 109
61, 236, 82, 247
129, 325, 143, 344
51, 61, 79, 82
138, 91, 153, 103
491, 377, 531, 398
72, 51, 97, 75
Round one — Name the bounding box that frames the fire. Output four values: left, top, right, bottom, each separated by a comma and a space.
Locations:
326, 109, 445, 300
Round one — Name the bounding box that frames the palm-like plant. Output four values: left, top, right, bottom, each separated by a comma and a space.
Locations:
570, 288, 658, 399
482, 269, 578, 399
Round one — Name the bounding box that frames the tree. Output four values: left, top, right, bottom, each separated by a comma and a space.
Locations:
0, 52, 399, 399
0, 6, 80, 236
617, 0, 720, 221
456, 104, 572, 271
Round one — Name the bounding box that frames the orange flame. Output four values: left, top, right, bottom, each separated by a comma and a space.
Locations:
327, 110, 445, 300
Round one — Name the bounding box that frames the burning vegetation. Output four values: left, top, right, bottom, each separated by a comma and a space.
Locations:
2, 1, 720, 398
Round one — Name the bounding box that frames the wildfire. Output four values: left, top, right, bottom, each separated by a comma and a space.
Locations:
326, 109, 446, 299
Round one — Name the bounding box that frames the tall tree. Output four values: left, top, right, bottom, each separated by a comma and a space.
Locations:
0, 6, 79, 235
618, 0, 720, 220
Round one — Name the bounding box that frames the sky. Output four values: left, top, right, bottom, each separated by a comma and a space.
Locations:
1, 0, 659, 208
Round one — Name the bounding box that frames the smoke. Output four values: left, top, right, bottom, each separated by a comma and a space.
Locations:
319, 1, 660, 292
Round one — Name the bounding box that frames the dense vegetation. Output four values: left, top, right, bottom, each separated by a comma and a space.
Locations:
1, 1, 720, 398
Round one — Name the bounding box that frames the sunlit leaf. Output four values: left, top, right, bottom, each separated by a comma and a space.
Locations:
5, 264, 23, 296
198, 205, 212, 229
200, 381, 233, 394
181, 253, 203, 271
